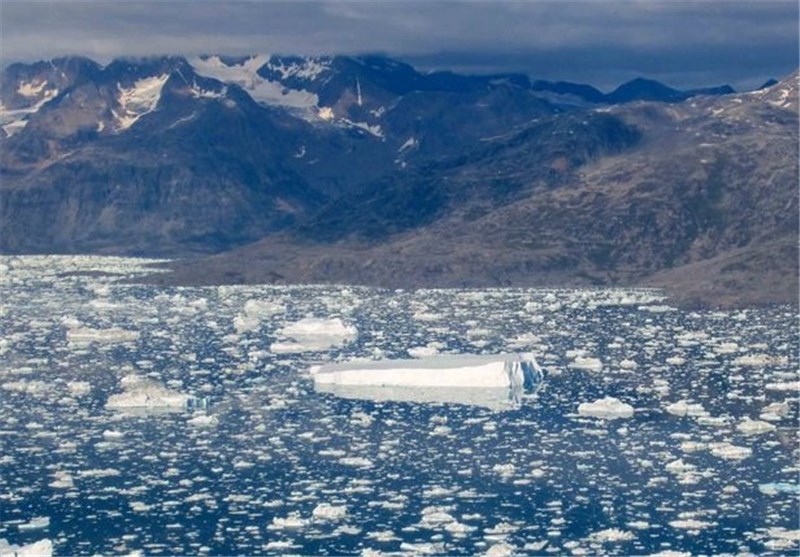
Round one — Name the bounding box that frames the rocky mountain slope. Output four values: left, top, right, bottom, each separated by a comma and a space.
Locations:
1, 54, 796, 306
157, 72, 799, 307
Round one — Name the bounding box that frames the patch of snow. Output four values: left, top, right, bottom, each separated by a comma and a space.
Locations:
189, 55, 319, 112
17, 80, 49, 97
398, 137, 419, 153
0, 88, 59, 136
190, 82, 226, 99
264, 56, 330, 81
341, 117, 384, 138
116, 73, 169, 130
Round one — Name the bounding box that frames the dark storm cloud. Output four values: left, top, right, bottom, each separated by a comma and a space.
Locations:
1, 1, 797, 90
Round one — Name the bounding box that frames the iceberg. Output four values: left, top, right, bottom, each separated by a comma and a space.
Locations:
105, 375, 207, 414
67, 327, 139, 344
271, 317, 357, 353
312, 353, 544, 410
0, 539, 53, 557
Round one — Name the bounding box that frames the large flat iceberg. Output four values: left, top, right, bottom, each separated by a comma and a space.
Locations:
312, 353, 542, 389
312, 353, 543, 409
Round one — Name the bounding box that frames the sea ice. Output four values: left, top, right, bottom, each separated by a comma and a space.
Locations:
312, 353, 542, 389
665, 400, 708, 417
735, 418, 776, 435
589, 528, 635, 542
312, 503, 348, 521
569, 356, 603, 372
708, 442, 752, 460
66, 327, 139, 344
17, 517, 50, 531
271, 317, 357, 353
0, 539, 53, 557
577, 397, 635, 419
106, 375, 191, 410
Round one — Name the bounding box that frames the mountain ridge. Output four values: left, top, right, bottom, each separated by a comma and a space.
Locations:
1, 55, 796, 307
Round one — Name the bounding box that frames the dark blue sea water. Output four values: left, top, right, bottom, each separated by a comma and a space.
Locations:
0, 256, 797, 556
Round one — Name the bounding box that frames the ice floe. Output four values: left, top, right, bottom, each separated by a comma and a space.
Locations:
105, 375, 191, 410
577, 397, 634, 419
271, 317, 357, 353
0, 539, 53, 557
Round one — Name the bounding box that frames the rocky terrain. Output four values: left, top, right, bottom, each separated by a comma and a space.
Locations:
1, 55, 797, 307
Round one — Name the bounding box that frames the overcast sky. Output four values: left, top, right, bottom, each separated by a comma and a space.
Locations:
1, 1, 797, 91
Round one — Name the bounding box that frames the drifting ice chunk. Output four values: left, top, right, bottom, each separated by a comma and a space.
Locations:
312, 503, 348, 521
67, 327, 139, 344
106, 375, 194, 411
569, 356, 603, 372
17, 517, 49, 531
577, 397, 635, 419
271, 317, 357, 353
312, 354, 543, 410
0, 538, 53, 557
313, 353, 542, 388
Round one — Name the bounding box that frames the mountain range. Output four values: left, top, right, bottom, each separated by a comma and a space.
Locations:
1, 54, 797, 307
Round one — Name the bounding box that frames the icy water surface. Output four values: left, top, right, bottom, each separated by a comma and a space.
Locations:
0, 256, 798, 556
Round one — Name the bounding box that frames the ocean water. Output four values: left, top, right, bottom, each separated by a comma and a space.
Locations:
0, 256, 797, 556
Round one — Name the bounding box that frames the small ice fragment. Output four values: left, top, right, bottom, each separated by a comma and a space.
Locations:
271, 317, 357, 353
589, 528, 635, 542
577, 397, 634, 419
17, 517, 50, 531
67, 327, 139, 344
312, 503, 348, 520
668, 519, 715, 530
569, 356, 603, 372
187, 414, 219, 427
736, 418, 776, 435
665, 400, 708, 417
708, 442, 752, 460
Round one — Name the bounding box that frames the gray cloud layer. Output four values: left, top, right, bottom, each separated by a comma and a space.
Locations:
1, 1, 797, 90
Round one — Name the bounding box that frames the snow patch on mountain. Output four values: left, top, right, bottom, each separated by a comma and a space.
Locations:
0, 88, 59, 137
264, 56, 331, 81
115, 73, 169, 131
17, 79, 49, 98
189, 55, 319, 112
190, 82, 226, 99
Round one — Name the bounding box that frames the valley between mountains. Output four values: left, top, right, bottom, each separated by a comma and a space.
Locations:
1, 55, 797, 307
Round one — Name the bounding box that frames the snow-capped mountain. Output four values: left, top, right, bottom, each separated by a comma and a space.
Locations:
0, 54, 795, 306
